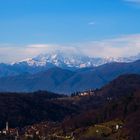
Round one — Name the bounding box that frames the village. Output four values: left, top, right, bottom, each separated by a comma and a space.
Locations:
0, 117, 124, 140
0, 121, 73, 140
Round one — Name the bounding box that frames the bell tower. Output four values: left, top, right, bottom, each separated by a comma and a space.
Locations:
6, 122, 9, 131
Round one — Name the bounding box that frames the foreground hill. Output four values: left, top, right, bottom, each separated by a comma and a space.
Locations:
0, 91, 75, 129
0, 60, 140, 94
59, 74, 140, 140
0, 74, 140, 140
98, 74, 140, 97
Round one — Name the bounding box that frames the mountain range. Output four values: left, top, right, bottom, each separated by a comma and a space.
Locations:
0, 58, 140, 94
13, 51, 140, 68
1, 51, 140, 78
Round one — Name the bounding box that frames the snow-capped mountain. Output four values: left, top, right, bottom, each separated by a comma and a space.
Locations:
1, 51, 140, 93
13, 51, 97, 68
13, 51, 140, 69
1, 60, 140, 94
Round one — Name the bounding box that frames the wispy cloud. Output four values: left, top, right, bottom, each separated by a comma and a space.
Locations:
79, 34, 140, 58
88, 21, 95, 25
0, 44, 79, 63
0, 34, 140, 63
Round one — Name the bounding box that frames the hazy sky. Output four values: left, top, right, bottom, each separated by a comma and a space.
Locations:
0, 0, 140, 62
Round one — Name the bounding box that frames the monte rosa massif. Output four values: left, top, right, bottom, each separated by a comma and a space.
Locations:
0, 51, 140, 94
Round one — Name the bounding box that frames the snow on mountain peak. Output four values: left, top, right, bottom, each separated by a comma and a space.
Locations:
13, 51, 140, 69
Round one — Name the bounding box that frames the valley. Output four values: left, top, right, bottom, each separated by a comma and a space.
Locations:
0, 74, 140, 140
1, 0, 140, 139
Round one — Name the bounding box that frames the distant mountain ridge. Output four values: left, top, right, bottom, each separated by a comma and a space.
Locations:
0, 51, 140, 78
0, 52, 140, 94
14, 51, 140, 68
0, 60, 140, 94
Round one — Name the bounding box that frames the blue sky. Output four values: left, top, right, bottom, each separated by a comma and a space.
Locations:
0, 0, 140, 62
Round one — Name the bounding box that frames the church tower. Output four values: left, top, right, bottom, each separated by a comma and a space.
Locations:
6, 122, 9, 131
